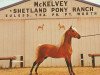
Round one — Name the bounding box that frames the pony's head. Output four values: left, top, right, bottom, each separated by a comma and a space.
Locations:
65, 26, 81, 39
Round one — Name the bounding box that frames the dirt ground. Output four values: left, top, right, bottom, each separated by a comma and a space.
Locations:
0, 67, 100, 75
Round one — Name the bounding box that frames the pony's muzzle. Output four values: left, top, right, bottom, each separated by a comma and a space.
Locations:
78, 35, 81, 39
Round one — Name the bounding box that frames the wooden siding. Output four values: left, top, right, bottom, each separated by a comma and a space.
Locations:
0, 18, 100, 67
77, 18, 100, 66
0, 20, 25, 67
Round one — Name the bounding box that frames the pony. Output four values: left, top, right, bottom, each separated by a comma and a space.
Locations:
29, 26, 81, 75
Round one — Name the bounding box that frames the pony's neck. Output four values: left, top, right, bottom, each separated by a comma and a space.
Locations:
64, 36, 71, 45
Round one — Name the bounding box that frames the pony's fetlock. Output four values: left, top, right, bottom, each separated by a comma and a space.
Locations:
29, 72, 32, 75
70, 72, 75, 75
35, 72, 38, 75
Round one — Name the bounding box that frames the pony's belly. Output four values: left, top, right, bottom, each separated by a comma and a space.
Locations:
50, 56, 64, 58
46, 50, 64, 58
46, 50, 71, 59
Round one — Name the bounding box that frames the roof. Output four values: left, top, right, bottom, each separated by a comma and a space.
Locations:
0, 0, 30, 11
0, 0, 99, 11
76, 0, 100, 7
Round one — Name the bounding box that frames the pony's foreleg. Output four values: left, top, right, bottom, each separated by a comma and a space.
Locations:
65, 59, 71, 75
65, 59, 75, 75
29, 61, 37, 75
69, 61, 75, 75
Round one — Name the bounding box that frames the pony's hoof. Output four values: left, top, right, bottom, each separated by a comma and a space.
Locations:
73, 72, 75, 75
70, 72, 75, 75
35, 72, 38, 75
29, 72, 32, 75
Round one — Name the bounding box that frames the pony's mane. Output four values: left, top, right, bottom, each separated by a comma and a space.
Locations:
60, 31, 66, 46
72, 26, 77, 32
60, 26, 77, 46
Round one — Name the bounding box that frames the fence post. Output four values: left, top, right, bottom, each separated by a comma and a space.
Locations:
80, 54, 84, 67
20, 56, 23, 68
92, 56, 95, 68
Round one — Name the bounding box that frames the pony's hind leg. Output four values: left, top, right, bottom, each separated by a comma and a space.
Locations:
35, 57, 47, 75
35, 62, 41, 75
29, 61, 37, 75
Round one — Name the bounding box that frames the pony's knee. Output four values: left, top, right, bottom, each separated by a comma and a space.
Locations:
33, 61, 37, 65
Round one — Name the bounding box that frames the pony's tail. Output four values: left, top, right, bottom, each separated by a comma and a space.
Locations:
35, 46, 41, 59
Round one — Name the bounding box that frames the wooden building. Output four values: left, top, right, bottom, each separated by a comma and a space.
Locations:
0, 0, 100, 67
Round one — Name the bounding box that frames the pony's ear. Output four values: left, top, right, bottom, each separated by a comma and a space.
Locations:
70, 26, 72, 29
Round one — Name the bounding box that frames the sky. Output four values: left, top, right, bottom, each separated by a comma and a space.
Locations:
85, 0, 100, 5
0, 0, 22, 8
0, 0, 100, 8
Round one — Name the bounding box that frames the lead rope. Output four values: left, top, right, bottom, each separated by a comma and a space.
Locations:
81, 34, 100, 37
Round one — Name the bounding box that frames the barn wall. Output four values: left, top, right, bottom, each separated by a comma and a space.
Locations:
77, 18, 100, 66
0, 18, 100, 67
0, 20, 25, 67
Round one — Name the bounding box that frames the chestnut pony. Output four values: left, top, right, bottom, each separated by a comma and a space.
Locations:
29, 26, 81, 75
